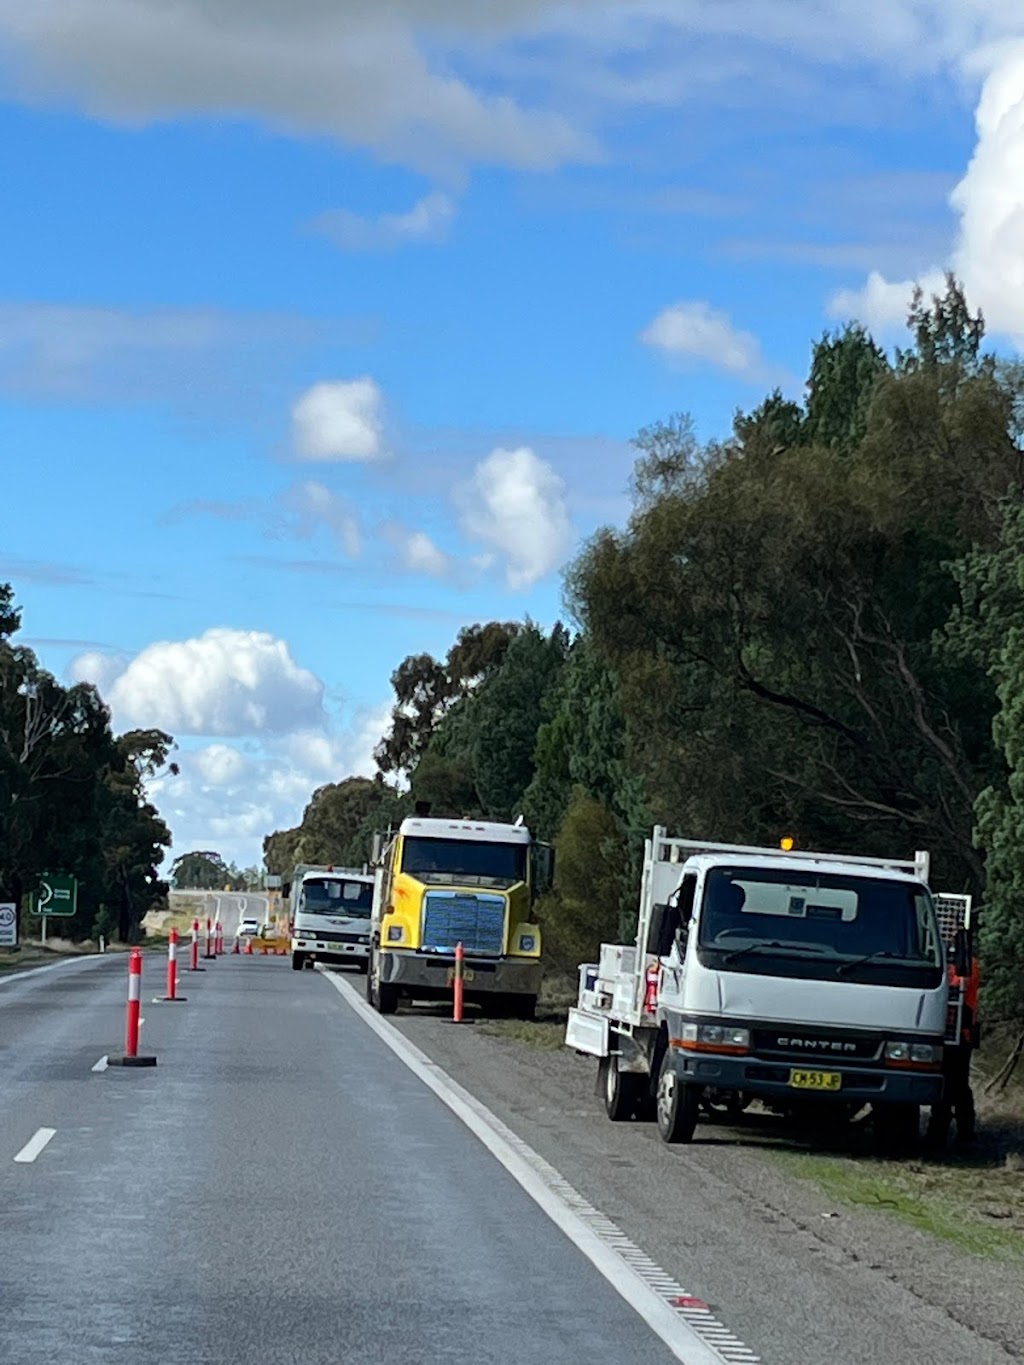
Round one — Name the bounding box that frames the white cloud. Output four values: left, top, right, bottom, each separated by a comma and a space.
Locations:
0, 2, 591, 174
292, 378, 385, 462
456, 446, 573, 590
312, 191, 456, 251
147, 707, 391, 866
382, 524, 454, 579
192, 743, 252, 787
71, 628, 325, 737
641, 300, 769, 378
830, 42, 1024, 343
403, 531, 452, 578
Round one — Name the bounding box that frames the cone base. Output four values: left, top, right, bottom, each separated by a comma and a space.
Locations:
107, 1054, 157, 1067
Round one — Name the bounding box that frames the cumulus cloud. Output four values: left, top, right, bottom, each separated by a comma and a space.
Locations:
830, 42, 1024, 343
292, 378, 385, 462
456, 446, 573, 590
147, 708, 391, 866
71, 628, 325, 737
0, 2, 590, 173
311, 191, 456, 251
641, 300, 769, 378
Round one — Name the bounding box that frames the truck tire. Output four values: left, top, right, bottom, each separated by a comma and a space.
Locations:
603, 1058, 645, 1122
873, 1102, 920, 1157
376, 981, 399, 1015
656, 1054, 701, 1144
291, 952, 305, 972
514, 994, 537, 1022
367, 955, 399, 1015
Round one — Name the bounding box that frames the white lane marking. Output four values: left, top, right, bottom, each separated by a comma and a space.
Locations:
14, 1128, 57, 1163
0, 954, 110, 993
91, 1055, 109, 1073
322, 971, 758, 1365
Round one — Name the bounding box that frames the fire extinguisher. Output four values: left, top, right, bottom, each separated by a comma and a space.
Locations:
643, 961, 660, 1014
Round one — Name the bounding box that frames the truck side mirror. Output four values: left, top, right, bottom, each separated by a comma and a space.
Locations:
531, 843, 555, 897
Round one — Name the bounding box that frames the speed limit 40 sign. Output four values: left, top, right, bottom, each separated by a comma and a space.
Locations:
0, 903, 17, 948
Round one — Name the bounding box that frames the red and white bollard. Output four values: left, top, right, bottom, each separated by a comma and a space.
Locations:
204, 916, 215, 961
108, 947, 156, 1067
215, 921, 224, 956
188, 917, 204, 972
159, 928, 187, 1003
453, 941, 465, 1024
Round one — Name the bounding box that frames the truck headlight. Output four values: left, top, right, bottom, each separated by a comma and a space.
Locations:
678, 1023, 750, 1054
885, 1041, 942, 1068
386, 925, 403, 943
519, 934, 536, 952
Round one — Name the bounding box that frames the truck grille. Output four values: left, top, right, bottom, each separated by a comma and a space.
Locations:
421, 891, 505, 956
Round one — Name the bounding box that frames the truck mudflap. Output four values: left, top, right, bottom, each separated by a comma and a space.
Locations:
566, 1007, 609, 1057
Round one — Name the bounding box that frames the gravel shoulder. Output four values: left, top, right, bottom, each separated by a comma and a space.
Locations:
389, 1004, 1024, 1365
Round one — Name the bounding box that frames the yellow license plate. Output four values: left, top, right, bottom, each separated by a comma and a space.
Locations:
789, 1069, 842, 1092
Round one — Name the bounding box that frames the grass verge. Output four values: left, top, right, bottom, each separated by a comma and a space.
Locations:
477, 1019, 566, 1050
774, 1147, 1024, 1260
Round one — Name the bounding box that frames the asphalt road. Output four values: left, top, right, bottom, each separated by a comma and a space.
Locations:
169, 889, 270, 939
0, 953, 684, 1365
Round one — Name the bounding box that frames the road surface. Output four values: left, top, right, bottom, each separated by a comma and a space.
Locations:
169, 889, 270, 939
0, 953, 688, 1365
0, 953, 1016, 1365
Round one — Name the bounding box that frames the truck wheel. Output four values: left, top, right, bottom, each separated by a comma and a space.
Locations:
656, 1054, 701, 1144
291, 953, 305, 972
602, 1058, 644, 1121
514, 994, 537, 1021
873, 1102, 920, 1157
376, 982, 399, 1016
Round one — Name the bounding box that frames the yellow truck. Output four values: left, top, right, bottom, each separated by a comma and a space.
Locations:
366, 814, 552, 1020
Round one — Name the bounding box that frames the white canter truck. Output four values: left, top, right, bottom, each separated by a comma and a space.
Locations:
566, 829, 950, 1152
287, 865, 374, 973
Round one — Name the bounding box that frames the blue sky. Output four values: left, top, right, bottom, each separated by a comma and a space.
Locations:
2, 1, 1023, 866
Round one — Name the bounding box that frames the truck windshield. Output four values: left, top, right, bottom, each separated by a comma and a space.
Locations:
300, 879, 373, 918
400, 837, 527, 889
696, 866, 944, 987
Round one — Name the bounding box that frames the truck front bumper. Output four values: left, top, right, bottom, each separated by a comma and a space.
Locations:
379, 950, 542, 998
670, 1050, 942, 1106
292, 938, 368, 963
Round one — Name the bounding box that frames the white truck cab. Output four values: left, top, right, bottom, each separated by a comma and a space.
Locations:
288, 865, 374, 973
567, 829, 949, 1153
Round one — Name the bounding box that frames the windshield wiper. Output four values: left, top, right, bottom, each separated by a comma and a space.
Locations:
835, 951, 918, 978
720, 941, 829, 965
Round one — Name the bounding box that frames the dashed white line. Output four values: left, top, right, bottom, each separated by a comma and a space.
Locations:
91, 1055, 109, 1073
322, 969, 759, 1365
14, 1128, 56, 1163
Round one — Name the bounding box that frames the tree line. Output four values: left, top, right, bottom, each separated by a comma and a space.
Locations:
264, 277, 1024, 1022
0, 587, 174, 943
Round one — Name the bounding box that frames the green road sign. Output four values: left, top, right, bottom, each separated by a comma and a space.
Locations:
30, 873, 78, 918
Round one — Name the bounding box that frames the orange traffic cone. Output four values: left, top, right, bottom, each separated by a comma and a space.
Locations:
244, 938, 252, 955
232, 937, 240, 955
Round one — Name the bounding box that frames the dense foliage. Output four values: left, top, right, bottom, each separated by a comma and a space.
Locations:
268, 278, 1024, 1017
0, 587, 174, 942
